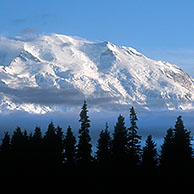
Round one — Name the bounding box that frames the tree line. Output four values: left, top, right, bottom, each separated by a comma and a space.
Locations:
0, 100, 193, 181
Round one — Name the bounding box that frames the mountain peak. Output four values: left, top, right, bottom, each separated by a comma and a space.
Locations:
0, 33, 194, 113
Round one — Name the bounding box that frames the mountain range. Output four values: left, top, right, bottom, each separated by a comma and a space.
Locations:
0, 34, 194, 114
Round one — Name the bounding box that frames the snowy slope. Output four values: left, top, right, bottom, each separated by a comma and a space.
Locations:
0, 34, 194, 113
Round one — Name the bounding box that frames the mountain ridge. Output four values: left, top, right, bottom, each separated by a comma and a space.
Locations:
0, 33, 194, 114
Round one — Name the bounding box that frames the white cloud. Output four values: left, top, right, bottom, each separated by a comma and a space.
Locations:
0, 37, 23, 66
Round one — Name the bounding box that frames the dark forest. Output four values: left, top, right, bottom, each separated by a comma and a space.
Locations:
0, 100, 193, 186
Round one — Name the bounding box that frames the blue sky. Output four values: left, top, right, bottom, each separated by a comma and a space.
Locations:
1, 0, 194, 75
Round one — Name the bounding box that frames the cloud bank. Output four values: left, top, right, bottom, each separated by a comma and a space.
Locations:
0, 85, 118, 112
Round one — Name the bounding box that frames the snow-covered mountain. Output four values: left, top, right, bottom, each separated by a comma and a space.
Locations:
0, 33, 194, 114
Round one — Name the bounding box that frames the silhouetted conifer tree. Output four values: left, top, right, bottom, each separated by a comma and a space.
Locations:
23, 129, 28, 141
31, 126, 44, 175
128, 107, 141, 168
43, 121, 58, 174
173, 116, 193, 177
160, 116, 193, 178
23, 129, 31, 169
142, 135, 158, 176
76, 100, 92, 168
32, 126, 42, 143
160, 127, 174, 175
96, 122, 111, 169
45, 121, 56, 140
64, 125, 76, 167
11, 127, 29, 175
56, 126, 64, 167
11, 127, 24, 150
112, 115, 128, 173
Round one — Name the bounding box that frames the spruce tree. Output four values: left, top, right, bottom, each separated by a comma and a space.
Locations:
11, 126, 24, 151
31, 126, 44, 175
11, 127, 29, 175
76, 100, 92, 167
56, 126, 64, 167
23, 129, 30, 168
128, 107, 141, 167
45, 121, 56, 141
43, 121, 58, 173
142, 135, 158, 176
32, 126, 42, 143
44, 121, 57, 153
160, 127, 174, 175
96, 122, 111, 168
173, 116, 193, 176
64, 125, 76, 167
160, 116, 193, 178
112, 115, 128, 172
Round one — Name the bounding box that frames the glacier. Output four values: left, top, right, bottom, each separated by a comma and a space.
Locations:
0, 33, 194, 114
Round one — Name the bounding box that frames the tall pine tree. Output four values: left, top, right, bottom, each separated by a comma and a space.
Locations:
64, 125, 76, 167
112, 115, 128, 173
96, 122, 111, 168
31, 126, 44, 175
142, 135, 158, 176
128, 107, 141, 168
11, 127, 29, 175
160, 127, 174, 176
160, 116, 193, 178
43, 121, 58, 174
32, 126, 42, 144
56, 126, 64, 167
76, 100, 92, 168
173, 116, 193, 177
